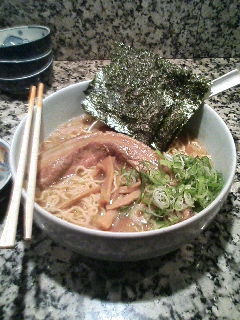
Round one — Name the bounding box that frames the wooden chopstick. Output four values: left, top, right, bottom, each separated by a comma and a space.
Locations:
0, 86, 36, 248
24, 83, 44, 240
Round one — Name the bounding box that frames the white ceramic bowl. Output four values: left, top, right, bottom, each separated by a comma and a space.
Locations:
10, 81, 236, 261
0, 138, 11, 191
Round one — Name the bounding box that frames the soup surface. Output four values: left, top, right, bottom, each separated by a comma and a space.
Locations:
36, 114, 222, 232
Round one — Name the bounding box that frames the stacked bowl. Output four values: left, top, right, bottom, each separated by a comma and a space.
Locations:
0, 25, 53, 95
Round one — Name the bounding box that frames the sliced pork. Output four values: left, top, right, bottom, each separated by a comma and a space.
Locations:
38, 131, 158, 188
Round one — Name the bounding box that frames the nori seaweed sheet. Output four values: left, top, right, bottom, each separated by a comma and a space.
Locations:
82, 43, 210, 150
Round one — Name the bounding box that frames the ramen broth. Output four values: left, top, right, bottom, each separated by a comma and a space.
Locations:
36, 114, 210, 232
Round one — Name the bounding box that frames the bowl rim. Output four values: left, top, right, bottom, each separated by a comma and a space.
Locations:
0, 58, 53, 81
9, 81, 237, 239
0, 25, 51, 48
0, 49, 52, 64
0, 138, 11, 191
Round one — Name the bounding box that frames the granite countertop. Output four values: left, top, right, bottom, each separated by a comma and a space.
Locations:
0, 59, 239, 320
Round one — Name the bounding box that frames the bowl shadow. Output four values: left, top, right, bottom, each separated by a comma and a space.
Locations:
8, 191, 236, 320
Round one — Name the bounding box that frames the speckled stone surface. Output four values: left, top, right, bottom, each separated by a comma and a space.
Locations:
0, 0, 239, 59
0, 59, 240, 320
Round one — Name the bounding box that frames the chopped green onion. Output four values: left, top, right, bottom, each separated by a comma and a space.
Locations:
139, 152, 223, 228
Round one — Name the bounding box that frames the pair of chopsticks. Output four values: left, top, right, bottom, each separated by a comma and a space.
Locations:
0, 83, 44, 248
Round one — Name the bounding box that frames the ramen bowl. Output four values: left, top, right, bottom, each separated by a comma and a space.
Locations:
9, 82, 236, 261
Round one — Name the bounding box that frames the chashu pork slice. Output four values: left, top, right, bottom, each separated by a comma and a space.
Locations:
38, 131, 158, 188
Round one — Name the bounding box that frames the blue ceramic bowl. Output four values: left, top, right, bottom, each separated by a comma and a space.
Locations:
0, 25, 51, 60
0, 50, 53, 78
0, 58, 53, 95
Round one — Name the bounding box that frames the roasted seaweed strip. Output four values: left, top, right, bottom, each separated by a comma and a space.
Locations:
82, 43, 210, 150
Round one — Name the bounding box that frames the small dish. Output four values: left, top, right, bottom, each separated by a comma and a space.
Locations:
0, 25, 51, 60
0, 58, 53, 95
0, 49, 53, 78
0, 139, 11, 192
